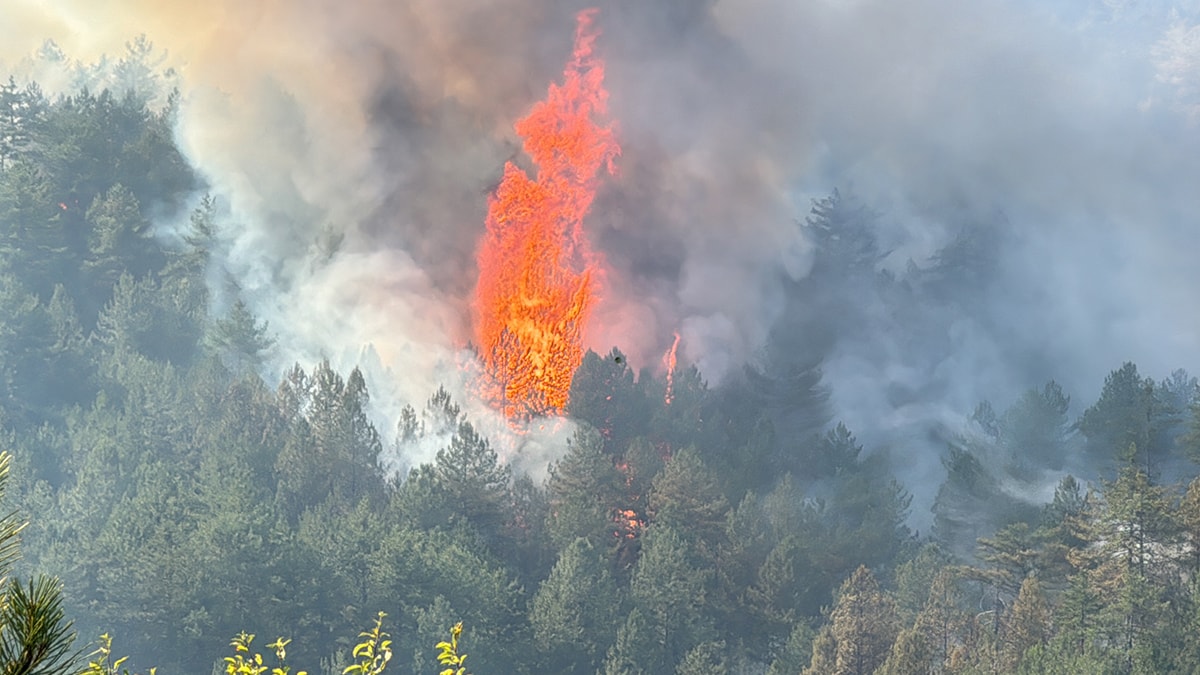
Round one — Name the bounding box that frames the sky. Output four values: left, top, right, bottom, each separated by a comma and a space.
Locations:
2, 0, 1200, 496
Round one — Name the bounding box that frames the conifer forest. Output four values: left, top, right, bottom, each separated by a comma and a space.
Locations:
4, 2, 1200, 673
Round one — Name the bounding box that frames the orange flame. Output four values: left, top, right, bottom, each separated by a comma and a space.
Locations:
613, 508, 644, 539
663, 332, 680, 405
473, 9, 620, 418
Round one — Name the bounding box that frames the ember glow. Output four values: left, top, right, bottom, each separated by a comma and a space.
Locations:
613, 508, 644, 540
472, 8, 620, 419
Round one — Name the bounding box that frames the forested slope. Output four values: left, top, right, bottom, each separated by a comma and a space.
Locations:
3, 72, 1200, 675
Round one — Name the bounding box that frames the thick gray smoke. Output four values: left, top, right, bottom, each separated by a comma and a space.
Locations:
3, 0, 1200, 501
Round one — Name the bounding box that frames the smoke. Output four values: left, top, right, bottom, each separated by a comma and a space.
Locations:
4, 0, 1200, 507
712, 0, 1200, 520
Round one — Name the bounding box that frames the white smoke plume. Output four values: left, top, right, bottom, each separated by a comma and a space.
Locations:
3, 0, 1200, 499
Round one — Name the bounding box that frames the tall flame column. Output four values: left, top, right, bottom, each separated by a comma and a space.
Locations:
473, 9, 620, 419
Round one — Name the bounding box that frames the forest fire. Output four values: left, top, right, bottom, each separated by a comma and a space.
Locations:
613, 508, 644, 539
663, 332, 680, 405
472, 8, 620, 419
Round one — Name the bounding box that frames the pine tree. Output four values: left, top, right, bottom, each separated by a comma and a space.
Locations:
429, 419, 510, 538
1089, 446, 1178, 668
675, 640, 728, 675
1002, 380, 1071, 470
802, 625, 838, 675
529, 539, 620, 674
629, 525, 716, 668
1037, 475, 1092, 589
818, 423, 864, 477
745, 535, 807, 634
499, 473, 553, 585
0, 77, 40, 170
622, 435, 664, 500
892, 543, 953, 622
877, 626, 932, 675
602, 608, 654, 675
1078, 362, 1156, 465
650, 362, 717, 456
733, 364, 830, 476
1178, 476, 1200, 576
545, 427, 623, 552
0, 452, 77, 673
35, 285, 91, 408
915, 569, 968, 672
804, 566, 898, 675
766, 623, 816, 675
932, 444, 1035, 560
1055, 572, 1103, 659
205, 300, 274, 374
648, 446, 729, 557
274, 363, 385, 520
567, 348, 649, 451
159, 194, 216, 332
1151, 369, 1196, 456
824, 454, 912, 575
714, 492, 778, 655
83, 184, 152, 296
1002, 576, 1050, 671
111, 36, 167, 105
93, 272, 154, 355
975, 522, 1040, 599
804, 188, 882, 279
0, 161, 69, 299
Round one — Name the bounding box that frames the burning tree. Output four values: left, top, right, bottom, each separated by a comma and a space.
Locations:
473, 8, 620, 419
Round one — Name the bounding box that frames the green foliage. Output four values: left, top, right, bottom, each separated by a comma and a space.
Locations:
628, 524, 716, 669
0, 576, 76, 675
80, 634, 149, 675
544, 427, 623, 552
3, 90, 1200, 675
222, 632, 308, 675
430, 419, 511, 532
206, 300, 274, 375
892, 543, 953, 621
84, 184, 150, 293
878, 628, 930, 675
567, 348, 649, 453
0, 452, 79, 675
344, 613, 391, 675
0, 78, 41, 171
529, 538, 619, 673
602, 608, 653, 675
766, 622, 815, 675
1001, 381, 1071, 471
85, 619, 401, 675
0, 161, 67, 299
1003, 576, 1051, 671
810, 422, 863, 480
82, 618, 401, 675
648, 447, 729, 556
674, 640, 727, 675
1016, 641, 1116, 675
433, 622, 466, 675
804, 188, 881, 282
274, 362, 385, 522
932, 444, 1038, 560
821, 566, 898, 675
1079, 362, 1157, 464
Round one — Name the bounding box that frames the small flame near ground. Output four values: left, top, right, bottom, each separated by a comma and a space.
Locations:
472, 8, 620, 420
663, 331, 681, 406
